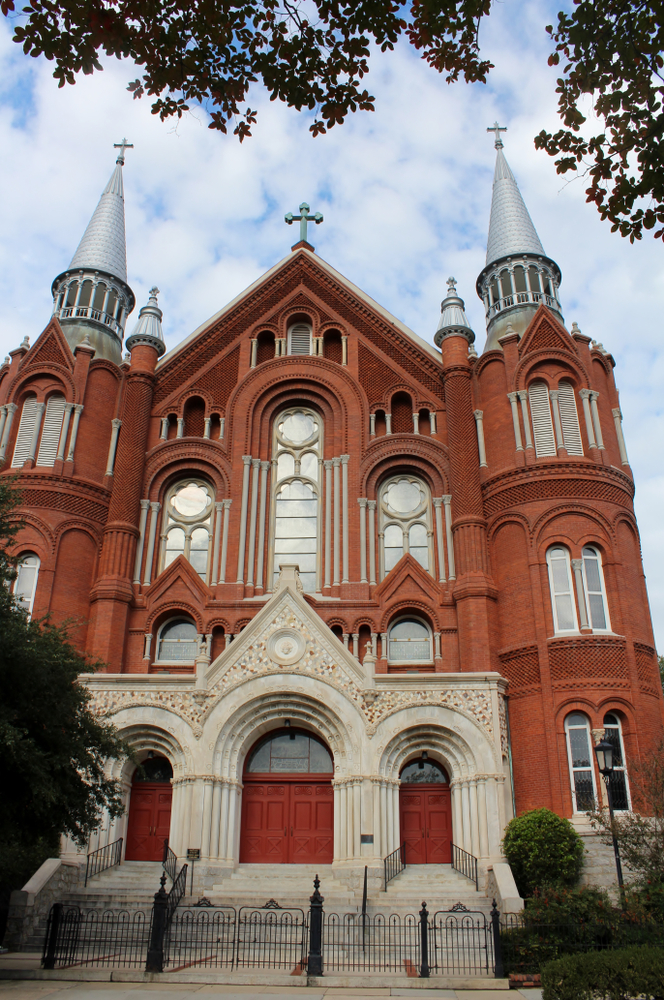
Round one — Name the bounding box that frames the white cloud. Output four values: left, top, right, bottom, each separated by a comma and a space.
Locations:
1, 1, 664, 648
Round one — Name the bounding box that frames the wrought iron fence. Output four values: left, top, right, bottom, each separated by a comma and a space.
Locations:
323, 911, 420, 973
429, 905, 495, 977
236, 903, 308, 971
164, 906, 236, 970
84, 838, 123, 887
42, 904, 150, 969
383, 843, 406, 889
451, 843, 479, 889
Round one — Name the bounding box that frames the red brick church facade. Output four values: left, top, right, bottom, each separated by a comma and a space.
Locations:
2, 137, 663, 872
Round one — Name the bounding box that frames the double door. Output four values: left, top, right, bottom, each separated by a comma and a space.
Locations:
399, 785, 452, 864
240, 778, 333, 864
125, 783, 173, 861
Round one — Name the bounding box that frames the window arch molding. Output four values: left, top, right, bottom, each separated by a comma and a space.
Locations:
158, 478, 215, 582
378, 473, 433, 578
386, 614, 434, 667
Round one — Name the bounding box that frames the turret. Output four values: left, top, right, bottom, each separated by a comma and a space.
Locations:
476, 125, 563, 352
51, 140, 136, 364
434, 277, 476, 348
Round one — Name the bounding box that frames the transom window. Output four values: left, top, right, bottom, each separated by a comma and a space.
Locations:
565, 713, 596, 812
388, 618, 433, 664
246, 730, 333, 773
134, 756, 173, 783
12, 553, 40, 616
547, 546, 578, 634
379, 475, 432, 578
160, 480, 213, 581
157, 618, 199, 662
400, 759, 448, 784
603, 713, 630, 811
272, 407, 322, 593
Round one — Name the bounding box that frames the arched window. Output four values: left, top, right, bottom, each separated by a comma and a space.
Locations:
246, 729, 333, 774
160, 480, 214, 581
528, 381, 556, 458
272, 407, 322, 593
582, 546, 610, 631
379, 475, 432, 577
287, 323, 312, 355
603, 713, 630, 811
12, 553, 40, 615
157, 618, 199, 662
547, 546, 578, 634
133, 756, 173, 783
11, 394, 40, 468
557, 381, 584, 456
36, 394, 66, 467
400, 758, 448, 784
565, 713, 596, 812
388, 618, 433, 665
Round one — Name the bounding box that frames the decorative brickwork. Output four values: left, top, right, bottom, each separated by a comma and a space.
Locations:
357, 342, 400, 405
191, 346, 240, 410
484, 477, 631, 517
498, 646, 540, 692
25, 331, 72, 369
548, 638, 628, 681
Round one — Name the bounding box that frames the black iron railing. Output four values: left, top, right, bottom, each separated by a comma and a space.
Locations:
166, 864, 189, 923
84, 838, 123, 887
42, 904, 150, 969
428, 903, 495, 976
383, 843, 406, 890
162, 840, 178, 883
323, 911, 421, 972
236, 903, 308, 971
451, 842, 479, 889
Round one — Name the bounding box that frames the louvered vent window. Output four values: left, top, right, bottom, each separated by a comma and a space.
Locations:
528, 382, 557, 457
557, 381, 584, 456
36, 394, 66, 467
288, 323, 312, 355
11, 395, 40, 468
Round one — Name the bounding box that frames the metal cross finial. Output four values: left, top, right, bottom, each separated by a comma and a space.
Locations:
447, 277, 458, 296
149, 286, 160, 300
487, 121, 507, 149
113, 138, 134, 164
285, 201, 324, 245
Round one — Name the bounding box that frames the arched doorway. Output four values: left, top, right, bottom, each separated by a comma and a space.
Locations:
240, 728, 334, 864
125, 756, 173, 861
399, 756, 452, 864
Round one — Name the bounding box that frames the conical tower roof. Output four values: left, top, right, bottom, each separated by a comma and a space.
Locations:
434, 278, 475, 347
69, 144, 130, 282
486, 145, 545, 266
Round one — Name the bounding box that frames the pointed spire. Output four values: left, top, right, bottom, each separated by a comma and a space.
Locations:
434, 277, 475, 347
69, 144, 131, 282
486, 144, 545, 266
126, 287, 166, 357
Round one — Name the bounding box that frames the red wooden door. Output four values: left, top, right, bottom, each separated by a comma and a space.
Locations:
240, 779, 333, 864
399, 786, 452, 864
126, 783, 173, 861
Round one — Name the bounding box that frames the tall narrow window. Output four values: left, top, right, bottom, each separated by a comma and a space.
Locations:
557, 381, 584, 456
528, 381, 556, 457
11, 394, 40, 468
12, 553, 40, 616
160, 481, 214, 581
582, 546, 610, 631
379, 475, 432, 578
547, 546, 578, 633
603, 713, 630, 811
565, 713, 596, 812
36, 394, 66, 467
272, 407, 321, 593
287, 323, 312, 355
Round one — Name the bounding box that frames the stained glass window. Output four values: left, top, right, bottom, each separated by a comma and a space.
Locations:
272, 408, 321, 593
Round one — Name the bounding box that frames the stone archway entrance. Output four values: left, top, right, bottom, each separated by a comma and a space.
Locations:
240, 729, 334, 864
399, 757, 452, 864
125, 756, 173, 861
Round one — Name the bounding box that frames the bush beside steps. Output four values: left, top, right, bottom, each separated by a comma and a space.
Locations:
541, 945, 664, 1000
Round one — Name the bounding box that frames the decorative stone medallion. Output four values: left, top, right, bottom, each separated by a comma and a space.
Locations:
267, 627, 306, 665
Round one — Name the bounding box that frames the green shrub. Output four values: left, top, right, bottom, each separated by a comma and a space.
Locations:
541, 945, 664, 1000
502, 808, 584, 897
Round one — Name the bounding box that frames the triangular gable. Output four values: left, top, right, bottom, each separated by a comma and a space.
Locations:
145, 554, 210, 606
371, 553, 436, 605
153, 248, 443, 408
22, 318, 74, 371
518, 305, 577, 357
205, 581, 366, 696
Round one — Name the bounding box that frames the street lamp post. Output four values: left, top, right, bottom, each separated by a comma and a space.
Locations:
593, 736, 625, 906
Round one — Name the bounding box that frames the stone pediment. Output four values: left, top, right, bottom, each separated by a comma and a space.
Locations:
372, 553, 436, 604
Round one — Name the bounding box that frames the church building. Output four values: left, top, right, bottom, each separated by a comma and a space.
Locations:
2, 130, 663, 893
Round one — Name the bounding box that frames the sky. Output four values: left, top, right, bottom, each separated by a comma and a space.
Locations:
1, 1, 663, 648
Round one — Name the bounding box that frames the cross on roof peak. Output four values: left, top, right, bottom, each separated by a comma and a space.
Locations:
114, 138, 134, 165
285, 201, 324, 247
487, 122, 507, 149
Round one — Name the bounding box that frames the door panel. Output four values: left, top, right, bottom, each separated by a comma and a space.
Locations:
399, 785, 452, 864
425, 790, 452, 863
240, 783, 287, 862
399, 790, 426, 864
240, 779, 333, 864
126, 783, 172, 861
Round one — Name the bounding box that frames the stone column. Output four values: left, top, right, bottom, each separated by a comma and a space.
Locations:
219, 782, 231, 859
142, 633, 152, 660
517, 390, 533, 449
250, 339, 258, 367
27, 402, 45, 462
200, 778, 214, 858
590, 392, 605, 448
442, 495, 455, 580
353, 780, 362, 858
236, 456, 252, 584
412, 411, 420, 434
507, 393, 523, 451
255, 461, 269, 593
612, 408, 630, 465
142, 502, 161, 586
220, 417, 225, 440
105, 418, 122, 476
385, 413, 392, 435
367, 500, 377, 586
210, 501, 224, 587
369, 413, 376, 437
477, 777, 489, 858
473, 410, 488, 467
352, 633, 359, 659
159, 417, 168, 440
579, 389, 597, 448
56, 403, 73, 460
549, 390, 565, 451
341, 455, 349, 584
176, 417, 184, 438
571, 558, 589, 629
433, 498, 446, 583
133, 500, 150, 584
358, 499, 368, 583
219, 499, 232, 583
333, 781, 342, 861
372, 779, 382, 857
333, 458, 341, 588
430, 411, 437, 434
324, 460, 332, 591
341, 336, 348, 366
246, 458, 261, 587
65, 404, 84, 461
210, 780, 222, 858
203, 417, 211, 439
0, 403, 16, 461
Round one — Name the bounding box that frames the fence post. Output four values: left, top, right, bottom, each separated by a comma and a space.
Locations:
42, 903, 63, 970
419, 901, 429, 978
146, 873, 169, 973
491, 899, 504, 979
307, 874, 324, 976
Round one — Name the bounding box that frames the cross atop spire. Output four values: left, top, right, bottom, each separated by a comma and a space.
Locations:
285, 202, 324, 246
487, 122, 507, 149
114, 138, 134, 165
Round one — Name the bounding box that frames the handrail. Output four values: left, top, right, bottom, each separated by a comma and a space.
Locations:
451, 842, 478, 889
383, 843, 406, 890
162, 840, 178, 883
166, 863, 189, 924
85, 838, 123, 887
361, 865, 368, 953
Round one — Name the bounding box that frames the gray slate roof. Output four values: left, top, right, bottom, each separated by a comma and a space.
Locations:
486, 148, 544, 266
69, 162, 128, 282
